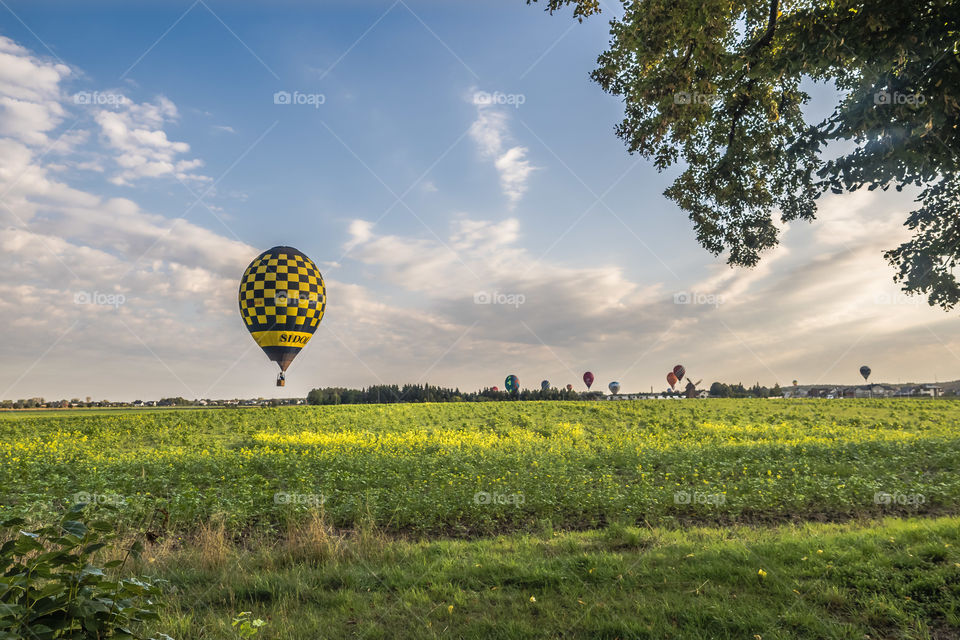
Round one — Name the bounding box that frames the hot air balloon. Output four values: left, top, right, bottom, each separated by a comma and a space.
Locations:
608, 381, 621, 395
505, 374, 519, 393
673, 364, 686, 382
541, 380, 550, 391
792, 379, 798, 387
860, 365, 871, 382
583, 371, 594, 389
667, 371, 678, 390
492, 386, 499, 392
566, 384, 573, 391
239, 246, 326, 386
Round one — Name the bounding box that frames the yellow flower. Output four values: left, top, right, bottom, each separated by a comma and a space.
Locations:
529, 596, 536, 603
757, 569, 767, 579
447, 605, 454, 614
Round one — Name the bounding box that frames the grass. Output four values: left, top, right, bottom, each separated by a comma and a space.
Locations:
141, 515, 960, 639
1, 399, 959, 534
2, 401, 959, 638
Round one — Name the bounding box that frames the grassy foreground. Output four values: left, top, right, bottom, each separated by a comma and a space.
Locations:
2, 400, 959, 534
145, 515, 960, 639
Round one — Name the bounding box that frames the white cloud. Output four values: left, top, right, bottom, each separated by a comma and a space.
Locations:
0, 36, 71, 146
468, 89, 536, 206
342, 204, 959, 391
93, 95, 209, 185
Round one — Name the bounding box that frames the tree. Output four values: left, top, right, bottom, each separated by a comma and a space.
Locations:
709, 382, 729, 397
529, 0, 960, 308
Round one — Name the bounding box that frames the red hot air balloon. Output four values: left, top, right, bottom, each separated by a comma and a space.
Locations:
566, 384, 573, 391
583, 371, 594, 389
673, 365, 686, 382
492, 386, 499, 392
667, 372, 678, 390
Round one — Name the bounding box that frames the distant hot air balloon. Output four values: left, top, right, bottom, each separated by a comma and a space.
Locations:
541, 380, 550, 391
566, 384, 573, 391
792, 380, 798, 387
583, 371, 594, 389
673, 365, 686, 382
239, 246, 326, 386
505, 374, 519, 393
667, 372, 678, 390
860, 365, 871, 382
492, 386, 499, 392
608, 381, 621, 395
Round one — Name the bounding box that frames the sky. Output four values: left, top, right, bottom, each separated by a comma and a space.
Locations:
0, 0, 957, 401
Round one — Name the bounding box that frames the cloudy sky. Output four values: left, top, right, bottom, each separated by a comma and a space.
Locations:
1, 0, 957, 401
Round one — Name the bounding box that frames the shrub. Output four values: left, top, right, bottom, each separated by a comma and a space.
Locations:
0, 504, 172, 639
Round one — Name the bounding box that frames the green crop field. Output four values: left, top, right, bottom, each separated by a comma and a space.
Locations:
2, 399, 959, 638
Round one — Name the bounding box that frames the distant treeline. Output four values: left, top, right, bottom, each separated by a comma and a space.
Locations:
306, 384, 602, 405
709, 382, 783, 398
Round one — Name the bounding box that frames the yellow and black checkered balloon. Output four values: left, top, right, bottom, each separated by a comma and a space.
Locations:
238, 246, 326, 371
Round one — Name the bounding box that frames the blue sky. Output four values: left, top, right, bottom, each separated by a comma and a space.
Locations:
1, 0, 957, 401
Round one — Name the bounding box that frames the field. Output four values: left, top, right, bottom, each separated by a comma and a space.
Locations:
2, 399, 960, 638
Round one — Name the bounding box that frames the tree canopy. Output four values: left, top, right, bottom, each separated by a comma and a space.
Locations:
529, 0, 960, 308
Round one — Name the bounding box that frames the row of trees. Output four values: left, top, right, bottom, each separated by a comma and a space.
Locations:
306, 384, 602, 405
708, 382, 783, 398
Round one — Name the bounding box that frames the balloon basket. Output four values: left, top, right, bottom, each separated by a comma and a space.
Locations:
276, 376, 285, 387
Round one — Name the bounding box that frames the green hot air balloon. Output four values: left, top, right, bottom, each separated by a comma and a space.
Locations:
541, 380, 550, 391
239, 246, 326, 386
505, 374, 519, 393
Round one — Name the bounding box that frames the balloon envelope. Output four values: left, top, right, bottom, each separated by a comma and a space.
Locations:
566, 384, 573, 391
860, 365, 871, 381
239, 246, 326, 373
492, 386, 499, 392
505, 375, 519, 392
583, 371, 594, 389
667, 372, 678, 389
608, 381, 620, 394
541, 380, 550, 391
673, 364, 686, 381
